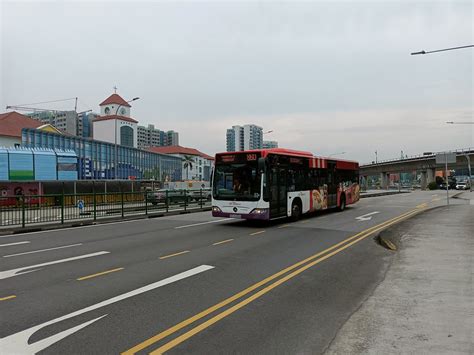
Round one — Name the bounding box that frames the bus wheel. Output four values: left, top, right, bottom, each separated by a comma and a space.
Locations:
338, 195, 346, 211
291, 200, 302, 221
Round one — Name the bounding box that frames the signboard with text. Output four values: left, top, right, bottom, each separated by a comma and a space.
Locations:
435, 152, 456, 165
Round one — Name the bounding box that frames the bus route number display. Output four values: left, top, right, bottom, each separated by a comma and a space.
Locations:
247, 154, 257, 161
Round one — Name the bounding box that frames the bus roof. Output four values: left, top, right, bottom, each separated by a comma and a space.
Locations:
216, 148, 359, 165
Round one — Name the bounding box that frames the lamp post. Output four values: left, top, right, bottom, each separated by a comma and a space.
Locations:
411, 44, 473, 55
328, 152, 346, 157
114, 97, 140, 179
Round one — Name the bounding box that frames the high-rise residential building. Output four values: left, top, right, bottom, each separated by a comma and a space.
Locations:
77, 112, 98, 138
27, 111, 78, 136
137, 125, 179, 149
226, 124, 263, 152
166, 130, 179, 146
263, 140, 278, 149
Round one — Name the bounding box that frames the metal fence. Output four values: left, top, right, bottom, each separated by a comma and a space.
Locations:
0, 189, 212, 229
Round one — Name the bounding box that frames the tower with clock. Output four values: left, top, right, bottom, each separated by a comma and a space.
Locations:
92, 90, 139, 148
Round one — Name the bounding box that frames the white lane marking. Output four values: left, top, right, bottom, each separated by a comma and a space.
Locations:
175, 219, 234, 229
0, 241, 30, 248
0, 251, 109, 280
355, 211, 380, 221
3, 243, 82, 258
0, 265, 214, 354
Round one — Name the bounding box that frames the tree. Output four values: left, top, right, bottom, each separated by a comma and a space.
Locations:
182, 155, 195, 180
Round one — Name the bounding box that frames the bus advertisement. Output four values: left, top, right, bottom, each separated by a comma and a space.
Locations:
211, 148, 359, 220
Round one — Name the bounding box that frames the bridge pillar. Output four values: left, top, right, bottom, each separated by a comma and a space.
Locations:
380, 172, 389, 189
420, 171, 427, 190
427, 168, 435, 184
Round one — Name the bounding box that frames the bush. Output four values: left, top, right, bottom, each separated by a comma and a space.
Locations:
428, 181, 438, 190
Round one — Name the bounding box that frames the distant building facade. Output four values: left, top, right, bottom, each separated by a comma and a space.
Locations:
137, 125, 180, 149
148, 145, 214, 181
27, 111, 78, 136
263, 140, 278, 149
226, 124, 263, 152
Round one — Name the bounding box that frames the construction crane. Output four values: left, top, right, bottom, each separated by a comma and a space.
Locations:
6, 97, 91, 115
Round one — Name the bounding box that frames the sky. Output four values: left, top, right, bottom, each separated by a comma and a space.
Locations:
1, 0, 473, 163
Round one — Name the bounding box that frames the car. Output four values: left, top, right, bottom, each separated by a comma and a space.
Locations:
147, 189, 189, 205
456, 181, 470, 190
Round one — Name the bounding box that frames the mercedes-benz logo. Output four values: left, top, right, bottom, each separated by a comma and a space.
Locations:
233, 207, 238, 213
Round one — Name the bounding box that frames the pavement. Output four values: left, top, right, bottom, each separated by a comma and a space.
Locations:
327, 190, 474, 354
0, 190, 470, 354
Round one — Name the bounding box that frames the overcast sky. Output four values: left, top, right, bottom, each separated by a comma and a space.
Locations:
1, 0, 472, 162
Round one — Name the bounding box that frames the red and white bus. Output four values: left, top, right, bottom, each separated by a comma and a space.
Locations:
212, 148, 360, 220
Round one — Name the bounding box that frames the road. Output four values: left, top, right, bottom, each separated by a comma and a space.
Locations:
0, 191, 461, 354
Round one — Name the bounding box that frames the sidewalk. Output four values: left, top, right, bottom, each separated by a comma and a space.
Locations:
327, 193, 474, 354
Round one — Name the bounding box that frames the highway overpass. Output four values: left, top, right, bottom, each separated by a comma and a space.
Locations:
359, 147, 473, 189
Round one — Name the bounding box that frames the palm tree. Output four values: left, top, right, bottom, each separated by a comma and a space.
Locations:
182, 155, 195, 180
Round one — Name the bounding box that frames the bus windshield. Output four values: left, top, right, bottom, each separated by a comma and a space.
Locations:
213, 163, 261, 201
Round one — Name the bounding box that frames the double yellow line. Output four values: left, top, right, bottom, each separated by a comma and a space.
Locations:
122, 207, 423, 355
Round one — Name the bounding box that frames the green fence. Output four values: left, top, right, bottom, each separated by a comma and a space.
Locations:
0, 189, 212, 228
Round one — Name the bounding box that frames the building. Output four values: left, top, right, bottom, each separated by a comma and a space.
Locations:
137, 125, 180, 149
27, 111, 78, 136
93, 93, 138, 148
77, 112, 97, 138
0, 111, 43, 147
263, 140, 278, 149
22, 128, 182, 181
147, 145, 214, 181
226, 124, 263, 152
0, 147, 78, 181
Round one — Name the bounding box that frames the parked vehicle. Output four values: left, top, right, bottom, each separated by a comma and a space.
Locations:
456, 181, 470, 190
147, 189, 211, 205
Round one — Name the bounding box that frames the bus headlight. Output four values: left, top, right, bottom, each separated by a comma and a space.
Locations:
212, 206, 222, 212
250, 208, 268, 215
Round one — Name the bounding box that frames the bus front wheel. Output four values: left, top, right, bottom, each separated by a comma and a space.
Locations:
291, 200, 302, 221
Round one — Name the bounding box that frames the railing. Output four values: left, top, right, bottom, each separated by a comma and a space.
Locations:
361, 147, 474, 167
0, 189, 212, 229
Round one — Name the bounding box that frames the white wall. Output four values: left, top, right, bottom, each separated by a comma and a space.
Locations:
0, 136, 21, 147
93, 120, 116, 144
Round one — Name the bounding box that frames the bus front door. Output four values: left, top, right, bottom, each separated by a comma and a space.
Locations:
269, 167, 287, 218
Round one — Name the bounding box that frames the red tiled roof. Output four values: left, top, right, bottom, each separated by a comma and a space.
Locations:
99, 94, 131, 107
0, 111, 43, 138
93, 115, 138, 123
147, 145, 214, 160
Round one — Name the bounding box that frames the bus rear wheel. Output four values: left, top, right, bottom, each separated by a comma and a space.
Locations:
338, 194, 346, 211
291, 200, 302, 221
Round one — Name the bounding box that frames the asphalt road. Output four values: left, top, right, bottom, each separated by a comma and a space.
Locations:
0, 191, 461, 354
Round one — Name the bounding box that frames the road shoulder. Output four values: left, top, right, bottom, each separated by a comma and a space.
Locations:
326, 203, 474, 354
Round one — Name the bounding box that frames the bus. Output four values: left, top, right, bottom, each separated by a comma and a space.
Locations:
211, 148, 359, 220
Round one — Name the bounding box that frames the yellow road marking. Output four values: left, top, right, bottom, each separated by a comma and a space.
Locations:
77, 267, 124, 281
300, 220, 309, 224
416, 203, 428, 208
148, 208, 423, 354
159, 250, 190, 260
432, 198, 440, 202
0, 295, 16, 301
277, 224, 290, 229
123, 208, 422, 355
249, 230, 265, 236
212, 239, 234, 246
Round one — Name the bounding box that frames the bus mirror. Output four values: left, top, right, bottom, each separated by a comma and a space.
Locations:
258, 157, 266, 173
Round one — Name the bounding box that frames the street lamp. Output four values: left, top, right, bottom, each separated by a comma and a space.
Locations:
114, 97, 140, 179
411, 44, 473, 55
328, 152, 346, 157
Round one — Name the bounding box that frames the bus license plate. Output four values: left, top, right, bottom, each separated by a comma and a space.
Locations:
229, 214, 241, 219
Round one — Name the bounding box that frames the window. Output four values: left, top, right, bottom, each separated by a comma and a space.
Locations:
120, 126, 134, 148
